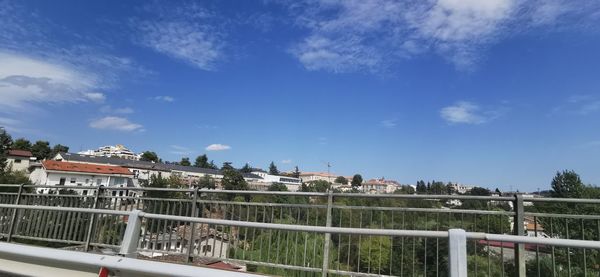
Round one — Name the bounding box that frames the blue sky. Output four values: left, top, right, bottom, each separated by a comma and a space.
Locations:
1, 0, 600, 191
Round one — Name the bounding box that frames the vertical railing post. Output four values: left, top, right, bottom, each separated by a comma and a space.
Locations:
119, 209, 143, 258
186, 188, 199, 263
448, 229, 467, 277
513, 194, 526, 277
321, 190, 333, 277
7, 183, 24, 242
84, 185, 104, 252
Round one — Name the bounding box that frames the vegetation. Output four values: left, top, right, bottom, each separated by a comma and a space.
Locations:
268, 161, 279, 175
179, 157, 191, 166
334, 176, 348, 184
351, 174, 362, 188
140, 151, 159, 163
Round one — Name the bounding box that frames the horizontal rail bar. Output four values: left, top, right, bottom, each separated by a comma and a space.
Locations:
333, 205, 515, 215
526, 197, 600, 204
0, 242, 255, 277
331, 193, 515, 201
199, 189, 329, 197
524, 212, 600, 220
478, 233, 600, 250
0, 204, 131, 216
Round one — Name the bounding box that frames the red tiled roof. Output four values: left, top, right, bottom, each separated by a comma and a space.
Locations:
8, 149, 33, 157
42, 160, 132, 175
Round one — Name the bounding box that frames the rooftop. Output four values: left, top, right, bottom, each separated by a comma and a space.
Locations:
42, 160, 133, 175
8, 149, 33, 157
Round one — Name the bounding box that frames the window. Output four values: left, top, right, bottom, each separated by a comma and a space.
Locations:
70, 178, 76, 184
83, 190, 88, 195
14, 159, 21, 163
96, 179, 102, 185
59, 178, 66, 186
85, 179, 89, 184
77, 183, 82, 186
201, 245, 212, 253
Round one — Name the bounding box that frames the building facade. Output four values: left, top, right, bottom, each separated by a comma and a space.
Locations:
29, 160, 134, 195
78, 144, 141, 160
6, 149, 35, 172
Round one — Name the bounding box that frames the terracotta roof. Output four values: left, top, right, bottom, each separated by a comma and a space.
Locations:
8, 149, 33, 157
42, 160, 132, 175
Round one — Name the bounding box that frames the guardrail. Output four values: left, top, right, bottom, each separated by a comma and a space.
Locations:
1, 184, 600, 276
1, 204, 600, 277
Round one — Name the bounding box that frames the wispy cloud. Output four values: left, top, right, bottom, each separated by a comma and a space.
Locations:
169, 145, 194, 155
440, 101, 504, 125
286, 0, 600, 72
132, 2, 225, 70
152, 96, 175, 102
89, 116, 144, 132
0, 51, 106, 110
100, 106, 134, 114
206, 144, 231, 151
380, 119, 397, 128
281, 159, 292, 164
554, 94, 600, 115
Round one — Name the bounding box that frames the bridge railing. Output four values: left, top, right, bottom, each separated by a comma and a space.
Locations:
1, 203, 600, 276
1, 184, 600, 276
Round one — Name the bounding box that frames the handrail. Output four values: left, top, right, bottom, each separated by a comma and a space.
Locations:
0, 242, 255, 277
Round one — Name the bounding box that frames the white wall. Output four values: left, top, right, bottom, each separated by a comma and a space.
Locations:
6, 157, 30, 172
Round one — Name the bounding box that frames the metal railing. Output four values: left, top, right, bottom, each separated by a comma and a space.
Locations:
1, 184, 600, 276
1, 203, 600, 276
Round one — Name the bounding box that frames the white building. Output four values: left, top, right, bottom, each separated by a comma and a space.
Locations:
449, 183, 473, 194
78, 144, 141, 160
251, 170, 302, 191
53, 153, 263, 189
362, 178, 400, 194
298, 172, 338, 183
6, 149, 35, 172
29, 160, 134, 195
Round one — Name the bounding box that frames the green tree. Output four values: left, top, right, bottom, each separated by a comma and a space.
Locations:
180, 157, 191, 166
335, 176, 348, 184
12, 138, 31, 151
301, 180, 330, 192
51, 144, 69, 157
240, 163, 252, 173
31, 140, 51, 160
291, 166, 300, 178
194, 175, 216, 189
358, 236, 391, 273
194, 154, 209, 168
550, 170, 584, 198
221, 168, 248, 191
207, 160, 218, 169
0, 128, 12, 171
140, 151, 159, 163
268, 161, 279, 175
221, 162, 234, 170
351, 174, 363, 189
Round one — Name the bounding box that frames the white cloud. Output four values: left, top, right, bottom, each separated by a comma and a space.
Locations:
381, 119, 397, 128
440, 101, 487, 124
152, 96, 175, 102
89, 116, 144, 132
281, 159, 292, 164
132, 3, 225, 70
0, 52, 107, 110
205, 144, 231, 151
286, 0, 600, 72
